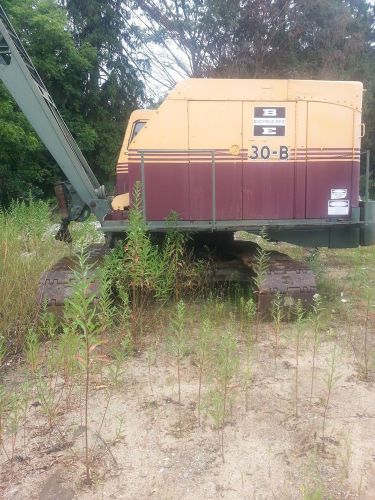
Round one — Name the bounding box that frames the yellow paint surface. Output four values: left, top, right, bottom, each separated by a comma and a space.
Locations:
117, 78, 363, 170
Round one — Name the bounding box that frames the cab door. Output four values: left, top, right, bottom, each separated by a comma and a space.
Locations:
242, 101, 297, 219
188, 100, 243, 220
306, 102, 355, 219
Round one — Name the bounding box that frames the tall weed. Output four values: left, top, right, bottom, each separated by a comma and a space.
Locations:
103, 183, 205, 334
205, 324, 238, 462
0, 199, 66, 351
64, 249, 103, 484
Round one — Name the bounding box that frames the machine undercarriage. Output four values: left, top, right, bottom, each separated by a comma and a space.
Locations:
38, 233, 316, 315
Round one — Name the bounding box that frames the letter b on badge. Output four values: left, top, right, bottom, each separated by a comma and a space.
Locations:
263, 108, 277, 117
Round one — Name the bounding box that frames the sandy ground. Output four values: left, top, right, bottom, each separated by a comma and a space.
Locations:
2, 241, 375, 500
1, 315, 375, 500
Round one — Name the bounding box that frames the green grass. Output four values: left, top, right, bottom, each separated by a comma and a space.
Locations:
0, 199, 66, 353
0, 199, 103, 354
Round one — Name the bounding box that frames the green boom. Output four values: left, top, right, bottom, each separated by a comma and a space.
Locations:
0, 5, 111, 222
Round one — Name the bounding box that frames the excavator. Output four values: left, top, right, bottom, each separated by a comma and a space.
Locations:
1, 5, 375, 312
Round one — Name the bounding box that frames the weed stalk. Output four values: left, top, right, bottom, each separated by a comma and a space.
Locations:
322, 343, 340, 451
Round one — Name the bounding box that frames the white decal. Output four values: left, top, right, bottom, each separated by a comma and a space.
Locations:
328, 199, 349, 216
331, 188, 347, 200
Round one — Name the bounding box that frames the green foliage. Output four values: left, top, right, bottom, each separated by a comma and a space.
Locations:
301, 451, 325, 500
0, 0, 143, 205
0, 198, 66, 353
205, 388, 226, 431
168, 300, 188, 358
214, 327, 238, 389
196, 317, 214, 422
0, 385, 8, 445
117, 286, 132, 335
64, 251, 99, 330
0, 333, 6, 368
103, 184, 205, 317
58, 322, 82, 380
205, 326, 238, 427
68, 218, 104, 250
0, 82, 53, 204
292, 299, 307, 418
63, 248, 103, 484
38, 309, 60, 341
253, 243, 270, 291
309, 293, 325, 405
168, 300, 188, 423
271, 292, 284, 363
244, 297, 256, 332
243, 296, 256, 411
122, 184, 161, 307
25, 328, 41, 373
196, 318, 214, 368
108, 335, 133, 389
35, 374, 59, 428
97, 268, 116, 334
157, 213, 192, 300
204, 323, 238, 461
321, 343, 341, 450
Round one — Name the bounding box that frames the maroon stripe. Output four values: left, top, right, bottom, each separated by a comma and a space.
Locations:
129, 152, 237, 158
128, 155, 245, 160
302, 147, 360, 151
295, 150, 360, 153
295, 156, 360, 159
295, 155, 360, 159
293, 153, 359, 157
292, 148, 360, 152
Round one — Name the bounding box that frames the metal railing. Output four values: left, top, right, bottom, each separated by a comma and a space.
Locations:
365, 149, 370, 202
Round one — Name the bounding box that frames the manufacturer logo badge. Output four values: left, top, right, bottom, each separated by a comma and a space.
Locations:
254, 107, 286, 136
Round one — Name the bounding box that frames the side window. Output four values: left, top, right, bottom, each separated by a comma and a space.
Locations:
129, 120, 146, 145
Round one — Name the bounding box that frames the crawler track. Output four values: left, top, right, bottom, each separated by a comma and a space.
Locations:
37, 244, 108, 312
211, 240, 317, 313
38, 239, 316, 315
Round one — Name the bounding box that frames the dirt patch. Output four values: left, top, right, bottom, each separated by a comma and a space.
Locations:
39, 470, 75, 500
1, 320, 375, 499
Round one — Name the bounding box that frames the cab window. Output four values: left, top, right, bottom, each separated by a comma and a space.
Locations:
129, 120, 146, 145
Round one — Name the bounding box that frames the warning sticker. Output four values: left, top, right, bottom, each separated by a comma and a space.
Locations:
331, 189, 347, 200
328, 199, 349, 216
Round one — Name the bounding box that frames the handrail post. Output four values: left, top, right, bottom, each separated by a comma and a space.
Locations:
212, 150, 216, 229
140, 151, 146, 219
366, 149, 370, 202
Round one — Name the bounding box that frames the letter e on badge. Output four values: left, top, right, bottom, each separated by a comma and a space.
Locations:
262, 127, 276, 135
